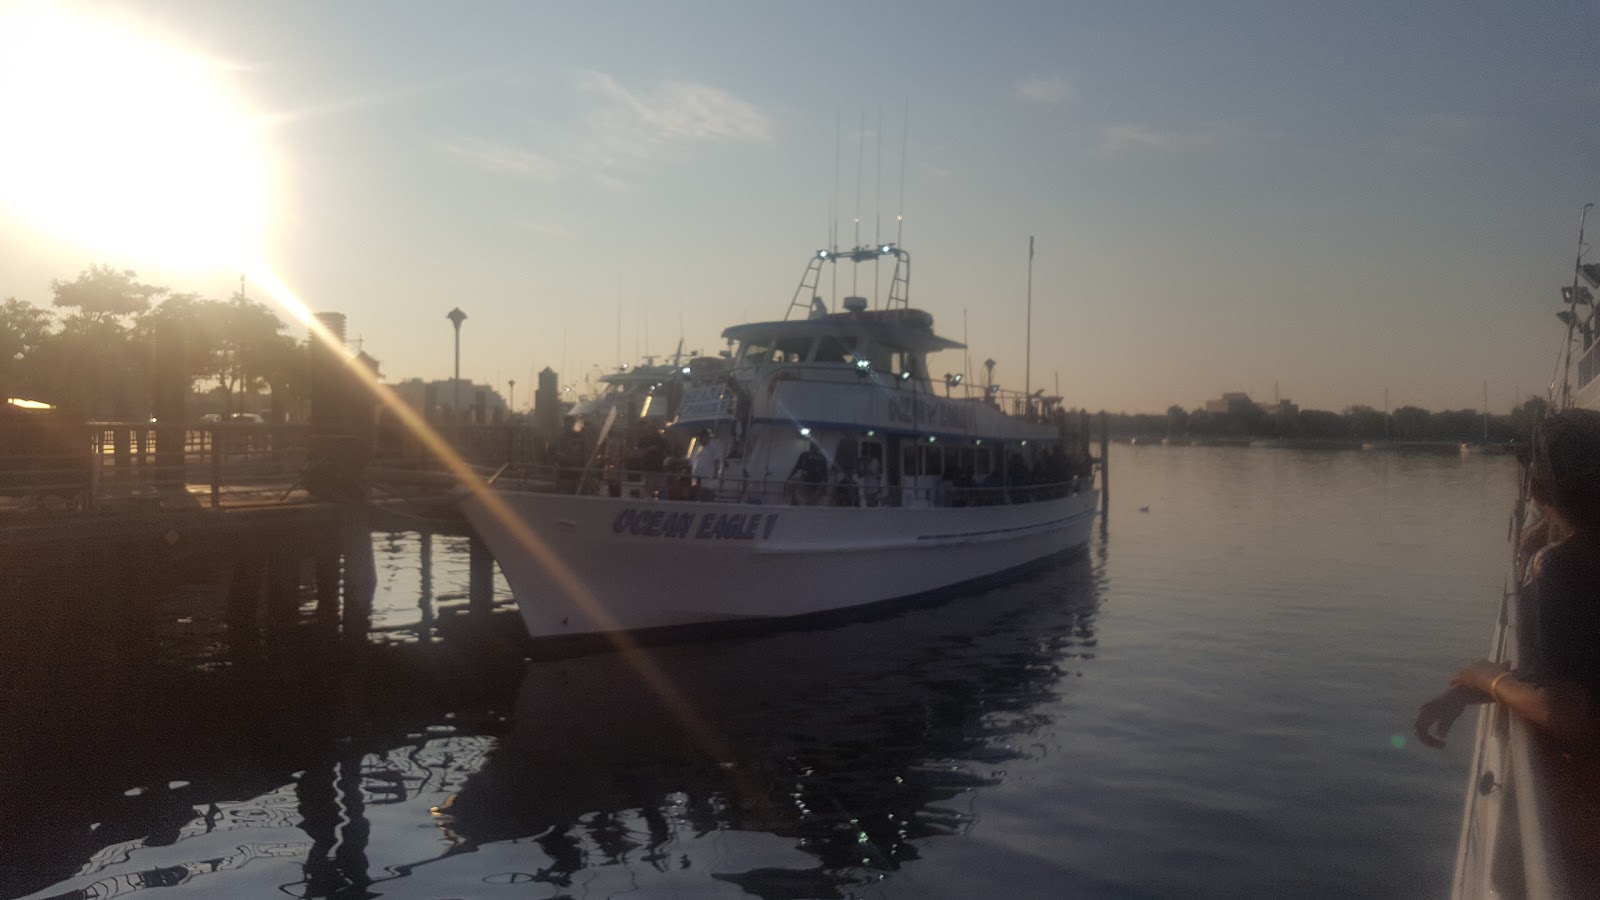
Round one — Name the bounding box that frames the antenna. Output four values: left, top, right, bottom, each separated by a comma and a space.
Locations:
853, 106, 864, 297
896, 100, 908, 247
830, 109, 839, 257
832, 109, 841, 310
1025, 236, 1034, 415
963, 307, 971, 400
874, 104, 883, 308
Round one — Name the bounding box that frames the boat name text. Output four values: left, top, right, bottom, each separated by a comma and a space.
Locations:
885, 396, 975, 430
612, 508, 778, 541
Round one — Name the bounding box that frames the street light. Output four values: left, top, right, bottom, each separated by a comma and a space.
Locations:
446, 307, 467, 416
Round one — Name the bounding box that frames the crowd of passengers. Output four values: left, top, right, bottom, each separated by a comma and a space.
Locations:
782, 440, 1094, 507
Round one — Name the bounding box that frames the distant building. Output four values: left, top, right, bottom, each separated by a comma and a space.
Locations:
1204, 392, 1256, 415
392, 377, 508, 420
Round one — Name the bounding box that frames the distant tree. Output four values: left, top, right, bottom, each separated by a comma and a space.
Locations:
1390, 405, 1432, 440
134, 291, 292, 415
1432, 409, 1480, 442
1344, 405, 1388, 440
0, 297, 53, 361
0, 297, 55, 397
1295, 409, 1346, 438
51, 265, 166, 324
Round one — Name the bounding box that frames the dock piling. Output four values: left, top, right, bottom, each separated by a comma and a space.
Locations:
1099, 410, 1110, 518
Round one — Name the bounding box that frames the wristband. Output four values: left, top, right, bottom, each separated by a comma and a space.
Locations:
1489, 671, 1513, 701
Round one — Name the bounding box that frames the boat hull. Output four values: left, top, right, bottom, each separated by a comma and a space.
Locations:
460, 490, 1099, 639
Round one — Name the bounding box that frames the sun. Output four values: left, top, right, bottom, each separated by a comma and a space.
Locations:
0, 2, 269, 273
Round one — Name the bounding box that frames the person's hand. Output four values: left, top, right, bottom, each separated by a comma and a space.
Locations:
1451, 660, 1511, 695
1414, 691, 1470, 749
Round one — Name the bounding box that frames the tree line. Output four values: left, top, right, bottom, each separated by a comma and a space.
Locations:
0, 265, 304, 421
1103, 399, 1549, 445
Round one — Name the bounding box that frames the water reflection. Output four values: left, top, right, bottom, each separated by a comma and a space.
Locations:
437, 553, 1100, 897
4, 534, 1099, 900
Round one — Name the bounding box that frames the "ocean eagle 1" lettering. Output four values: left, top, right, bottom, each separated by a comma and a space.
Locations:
612, 508, 779, 541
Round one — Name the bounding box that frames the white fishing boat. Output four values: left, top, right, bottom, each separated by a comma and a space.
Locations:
460, 243, 1100, 641
1451, 206, 1600, 898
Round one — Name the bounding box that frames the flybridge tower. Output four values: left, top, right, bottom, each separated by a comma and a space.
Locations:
785, 244, 912, 320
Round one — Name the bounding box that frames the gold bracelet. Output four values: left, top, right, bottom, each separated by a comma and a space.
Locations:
1489, 671, 1513, 701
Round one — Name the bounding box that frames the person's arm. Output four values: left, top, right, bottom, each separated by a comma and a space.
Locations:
1414, 683, 1491, 749
1452, 661, 1599, 741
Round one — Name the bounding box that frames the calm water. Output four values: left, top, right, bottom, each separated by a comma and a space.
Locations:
0, 445, 1513, 899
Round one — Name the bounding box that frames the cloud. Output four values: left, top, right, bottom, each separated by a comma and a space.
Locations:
1095, 122, 1250, 154
1016, 76, 1077, 105
515, 220, 575, 239
576, 71, 773, 148
435, 73, 771, 191
440, 136, 560, 181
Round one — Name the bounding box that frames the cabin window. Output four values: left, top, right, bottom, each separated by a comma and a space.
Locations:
738, 337, 774, 364
922, 445, 943, 476
774, 336, 815, 363
975, 446, 993, 478
813, 334, 859, 364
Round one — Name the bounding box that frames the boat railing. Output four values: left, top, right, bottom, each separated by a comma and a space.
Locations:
1453, 584, 1574, 899
492, 462, 1096, 508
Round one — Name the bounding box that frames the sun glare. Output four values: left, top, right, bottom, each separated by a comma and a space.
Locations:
0, 3, 268, 272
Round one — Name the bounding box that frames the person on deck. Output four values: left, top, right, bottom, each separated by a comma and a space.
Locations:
788, 442, 829, 505
1414, 409, 1600, 859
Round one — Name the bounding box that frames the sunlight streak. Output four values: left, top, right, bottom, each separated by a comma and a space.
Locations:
0, 1, 738, 779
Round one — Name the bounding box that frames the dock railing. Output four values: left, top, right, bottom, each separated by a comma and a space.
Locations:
0, 422, 315, 514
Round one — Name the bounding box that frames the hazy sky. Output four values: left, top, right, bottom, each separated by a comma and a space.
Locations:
0, 1, 1595, 413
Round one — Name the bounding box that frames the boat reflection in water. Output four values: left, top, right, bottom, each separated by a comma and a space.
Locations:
435, 552, 1101, 897
12, 548, 1098, 899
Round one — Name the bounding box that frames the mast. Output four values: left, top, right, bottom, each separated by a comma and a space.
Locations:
1026, 236, 1034, 416
1483, 379, 1489, 442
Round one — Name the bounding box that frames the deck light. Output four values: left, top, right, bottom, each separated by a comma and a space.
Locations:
899, 371, 911, 381
818, 250, 829, 259
799, 427, 812, 437
880, 244, 892, 253
1020, 440, 1028, 446
681, 366, 691, 375
866, 430, 876, 437
975, 439, 983, 445
928, 436, 936, 443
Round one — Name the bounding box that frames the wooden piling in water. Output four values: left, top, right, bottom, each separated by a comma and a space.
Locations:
417, 532, 434, 642
1099, 410, 1110, 518
266, 552, 300, 627
314, 553, 340, 628
226, 549, 266, 654
340, 510, 375, 644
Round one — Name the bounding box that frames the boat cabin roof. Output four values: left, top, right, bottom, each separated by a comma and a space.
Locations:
723, 309, 964, 354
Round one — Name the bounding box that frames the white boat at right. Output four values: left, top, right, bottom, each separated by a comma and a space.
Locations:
1451, 204, 1600, 898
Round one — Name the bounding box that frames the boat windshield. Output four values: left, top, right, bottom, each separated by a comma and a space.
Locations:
737, 334, 816, 364
813, 334, 859, 364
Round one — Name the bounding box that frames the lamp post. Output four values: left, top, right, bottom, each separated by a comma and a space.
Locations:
446, 307, 467, 416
